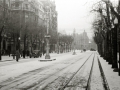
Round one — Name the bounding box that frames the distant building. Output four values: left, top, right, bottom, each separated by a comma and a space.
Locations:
74, 30, 97, 50
74, 30, 89, 50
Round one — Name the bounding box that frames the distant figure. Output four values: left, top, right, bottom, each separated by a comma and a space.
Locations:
27, 50, 30, 58
23, 50, 25, 58
2, 50, 4, 55
30, 52, 32, 58
43, 50, 45, 56
8, 50, 11, 57
20, 49, 22, 57
16, 50, 20, 62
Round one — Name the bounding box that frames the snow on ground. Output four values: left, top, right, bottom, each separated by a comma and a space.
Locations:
1, 56, 13, 61
0, 50, 83, 83
90, 54, 104, 90
98, 55, 120, 90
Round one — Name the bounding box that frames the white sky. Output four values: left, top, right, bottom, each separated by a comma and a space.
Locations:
55, 0, 118, 38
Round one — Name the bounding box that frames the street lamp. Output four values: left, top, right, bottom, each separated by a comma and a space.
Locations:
73, 29, 76, 55
89, 41, 91, 50
44, 6, 57, 59
18, 37, 20, 52
42, 40, 44, 55
44, 6, 51, 59
113, 17, 119, 71
57, 33, 59, 54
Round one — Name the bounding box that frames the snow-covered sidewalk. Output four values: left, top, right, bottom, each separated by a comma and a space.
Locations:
0, 51, 76, 62
98, 55, 120, 90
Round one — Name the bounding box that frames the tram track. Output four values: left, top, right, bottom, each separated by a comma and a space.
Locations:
86, 53, 95, 90
59, 53, 94, 90
43, 52, 110, 90
0, 52, 90, 90
0, 53, 86, 84
25, 53, 93, 90
37, 53, 94, 90
0, 52, 108, 90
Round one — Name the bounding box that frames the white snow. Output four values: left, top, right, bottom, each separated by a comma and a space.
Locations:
1, 51, 120, 90
98, 55, 120, 90
0, 51, 83, 83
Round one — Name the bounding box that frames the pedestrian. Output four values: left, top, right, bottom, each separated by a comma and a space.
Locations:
30, 52, 32, 58
20, 49, 22, 57
43, 50, 45, 56
23, 50, 25, 58
2, 49, 4, 55
16, 50, 20, 62
8, 50, 11, 57
27, 50, 29, 58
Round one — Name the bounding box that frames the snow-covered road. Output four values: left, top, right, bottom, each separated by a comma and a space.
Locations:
0, 51, 120, 90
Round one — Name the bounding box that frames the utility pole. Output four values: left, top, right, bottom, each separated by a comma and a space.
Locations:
45, 6, 51, 59
73, 29, 76, 55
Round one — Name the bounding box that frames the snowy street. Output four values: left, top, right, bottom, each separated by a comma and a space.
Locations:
0, 51, 120, 90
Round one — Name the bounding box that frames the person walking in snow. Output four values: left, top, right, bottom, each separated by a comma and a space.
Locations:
16, 50, 20, 62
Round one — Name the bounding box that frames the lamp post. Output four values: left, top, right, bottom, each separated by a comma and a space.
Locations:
57, 33, 59, 54
42, 40, 44, 55
44, 5, 57, 59
112, 17, 118, 71
18, 37, 21, 58
89, 41, 91, 50
73, 29, 76, 55
44, 6, 51, 59
18, 37, 20, 52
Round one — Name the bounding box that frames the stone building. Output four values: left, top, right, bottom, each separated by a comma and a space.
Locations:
74, 30, 90, 50
0, 0, 58, 55
74, 30, 97, 50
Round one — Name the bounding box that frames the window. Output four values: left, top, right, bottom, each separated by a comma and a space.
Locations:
14, 2, 20, 9
25, 4, 28, 9
11, 2, 20, 9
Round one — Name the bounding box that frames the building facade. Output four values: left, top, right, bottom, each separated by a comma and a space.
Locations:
74, 30, 97, 50
0, 0, 58, 55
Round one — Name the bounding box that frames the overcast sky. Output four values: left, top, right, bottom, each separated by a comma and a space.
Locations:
55, 0, 118, 38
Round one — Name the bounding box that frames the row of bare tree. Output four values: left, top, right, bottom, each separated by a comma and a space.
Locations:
58, 34, 74, 53
92, 0, 120, 75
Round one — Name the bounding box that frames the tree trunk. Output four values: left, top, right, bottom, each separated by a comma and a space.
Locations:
30, 35, 33, 54
0, 25, 5, 60
0, 36, 1, 60
13, 33, 16, 59
109, 30, 112, 64
38, 40, 40, 50
23, 35, 26, 58
112, 25, 118, 69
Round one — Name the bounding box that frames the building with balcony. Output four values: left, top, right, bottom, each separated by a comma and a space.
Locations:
0, 0, 58, 55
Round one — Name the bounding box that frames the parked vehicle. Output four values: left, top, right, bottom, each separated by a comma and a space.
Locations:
90, 48, 96, 51
31, 50, 41, 58
83, 49, 86, 52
